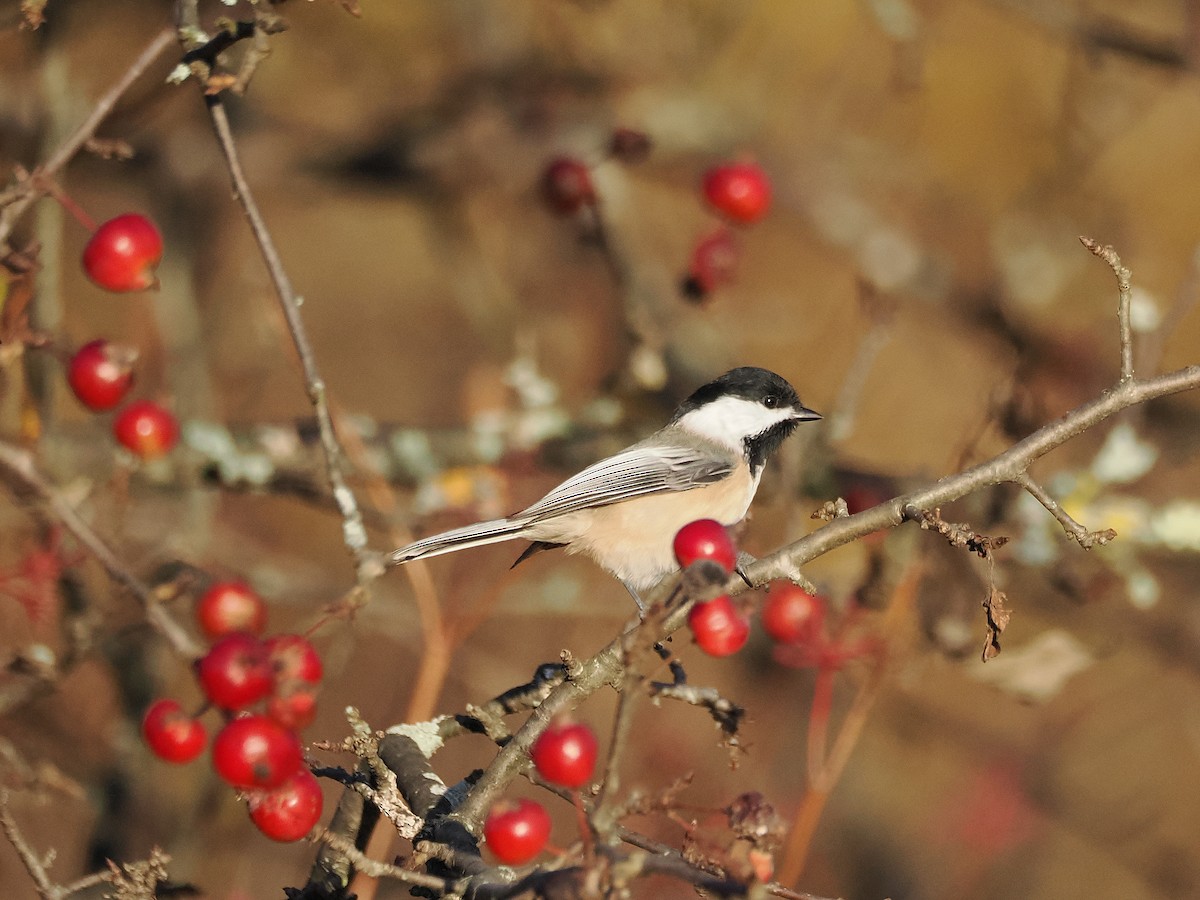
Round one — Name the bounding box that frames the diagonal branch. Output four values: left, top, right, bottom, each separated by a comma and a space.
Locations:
0, 440, 202, 659
0, 26, 176, 251
741, 364, 1200, 588
1013, 471, 1116, 548
202, 94, 373, 582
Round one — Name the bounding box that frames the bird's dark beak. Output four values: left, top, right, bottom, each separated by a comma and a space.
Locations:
793, 405, 822, 422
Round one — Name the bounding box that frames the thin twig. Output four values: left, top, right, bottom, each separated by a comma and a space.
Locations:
202, 95, 373, 581
1080, 236, 1134, 382
312, 828, 452, 891
0, 26, 176, 250
0, 441, 202, 659
1013, 471, 1116, 548
0, 794, 58, 898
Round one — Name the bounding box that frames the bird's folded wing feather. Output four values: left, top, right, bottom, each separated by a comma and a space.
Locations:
518, 444, 732, 522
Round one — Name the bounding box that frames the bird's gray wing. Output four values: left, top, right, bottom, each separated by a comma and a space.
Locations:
517, 443, 733, 523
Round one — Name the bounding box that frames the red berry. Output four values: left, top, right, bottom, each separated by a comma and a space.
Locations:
688, 595, 750, 657
702, 162, 771, 224
196, 580, 267, 639
484, 798, 552, 865
248, 767, 324, 842
531, 720, 598, 789
541, 156, 594, 214
113, 400, 178, 458
141, 698, 206, 763
761, 583, 825, 645
673, 519, 737, 574
683, 228, 739, 300
67, 339, 136, 411
197, 633, 273, 711
82, 213, 163, 292
267, 687, 319, 731
212, 715, 303, 790
264, 634, 323, 685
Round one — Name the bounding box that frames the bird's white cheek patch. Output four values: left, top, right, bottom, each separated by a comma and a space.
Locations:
675, 396, 797, 452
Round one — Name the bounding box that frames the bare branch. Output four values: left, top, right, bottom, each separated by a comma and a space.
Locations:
1080, 236, 1134, 382
1014, 471, 1116, 548
0, 26, 175, 251
742, 364, 1200, 588
202, 95, 373, 582
0, 441, 202, 659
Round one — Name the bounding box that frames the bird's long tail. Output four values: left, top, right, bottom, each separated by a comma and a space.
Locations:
389, 517, 531, 565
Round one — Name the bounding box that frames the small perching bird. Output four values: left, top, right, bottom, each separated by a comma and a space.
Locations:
389, 367, 820, 605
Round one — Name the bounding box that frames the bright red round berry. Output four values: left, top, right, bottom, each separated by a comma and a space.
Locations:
67, 339, 136, 411
141, 698, 206, 763
113, 400, 179, 459
683, 228, 739, 301
541, 156, 595, 214
702, 162, 771, 224
212, 715, 303, 790
248, 767, 324, 842
688, 595, 750, 657
484, 798, 552, 865
761, 583, 825, 645
673, 519, 737, 574
82, 213, 163, 292
531, 720, 598, 789
196, 580, 267, 640
197, 633, 272, 711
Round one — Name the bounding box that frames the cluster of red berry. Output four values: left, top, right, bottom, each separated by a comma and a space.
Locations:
537, 138, 770, 304
70, 213, 178, 459
483, 719, 598, 865
685, 161, 772, 301
140, 580, 325, 842
673, 519, 829, 659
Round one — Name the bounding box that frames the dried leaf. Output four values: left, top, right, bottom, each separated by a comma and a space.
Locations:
981, 587, 1010, 661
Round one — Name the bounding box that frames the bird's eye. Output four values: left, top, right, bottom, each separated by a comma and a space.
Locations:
763, 395, 778, 408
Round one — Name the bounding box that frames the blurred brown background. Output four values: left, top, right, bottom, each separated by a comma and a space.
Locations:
2, 1, 1200, 898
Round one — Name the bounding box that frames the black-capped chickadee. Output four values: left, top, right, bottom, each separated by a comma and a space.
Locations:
389, 367, 820, 605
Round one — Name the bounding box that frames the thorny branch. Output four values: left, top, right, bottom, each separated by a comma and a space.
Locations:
1, 792, 173, 900
0, 440, 202, 659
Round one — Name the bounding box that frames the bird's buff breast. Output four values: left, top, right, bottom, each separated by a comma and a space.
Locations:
525, 465, 756, 592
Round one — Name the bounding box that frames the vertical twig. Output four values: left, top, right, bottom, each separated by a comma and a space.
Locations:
203, 95, 373, 581
1080, 236, 1134, 382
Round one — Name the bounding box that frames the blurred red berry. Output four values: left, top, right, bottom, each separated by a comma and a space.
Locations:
484, 798, 552, 865
141, 698, 206, 763
67, 339, 136, 411
682, 228, 739, 300
113, 400, 178, 459
702, 162, 771, 224
212, 715, 303, 790
82, 213, 163, 292
688, 594, 750, 657
248, 766, 324, 842
531, 719, 598, 789
673, 519, 737, 574
265, 634, 323, 685
197, 633, 272, 711
761, 583, 825, 645
267, 687, 319, 731
541, 156, 594, 214
196, 580, 267, 640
